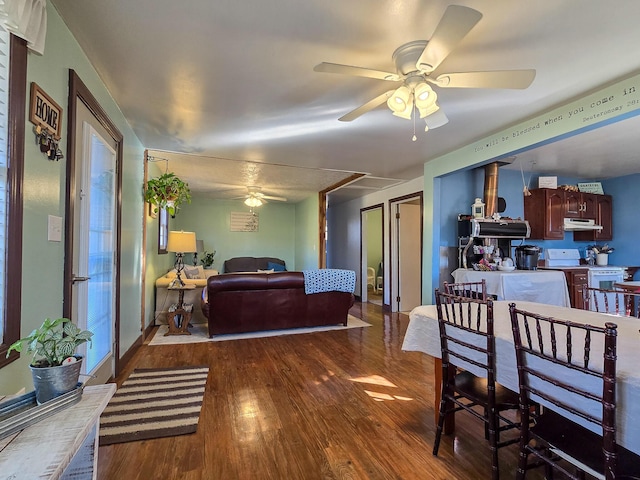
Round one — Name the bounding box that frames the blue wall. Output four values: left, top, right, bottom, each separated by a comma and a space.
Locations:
439, 167, 637, 267
602, 173, 640, 270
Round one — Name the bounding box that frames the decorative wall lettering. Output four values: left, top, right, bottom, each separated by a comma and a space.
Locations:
29, 83, 62, 139
29, 83, 64, 161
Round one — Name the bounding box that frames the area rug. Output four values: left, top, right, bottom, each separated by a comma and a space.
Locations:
99, 366, 209, 445
148, 314, 371, 346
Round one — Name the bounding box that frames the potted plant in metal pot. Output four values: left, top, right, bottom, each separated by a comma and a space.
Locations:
6, 317, 93, 404
144, 172, 192, 216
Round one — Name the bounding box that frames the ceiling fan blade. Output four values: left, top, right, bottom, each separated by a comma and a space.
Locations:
339, 90, 395, 122
434, 69, 536, 89
424, 109, 449, 129
262, 195, 287, 202
416, 5, 482, 73
314, 62, 401, 82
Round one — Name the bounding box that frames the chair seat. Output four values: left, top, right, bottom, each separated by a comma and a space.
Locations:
454, 370, 520, 410
533, 410, 640, 478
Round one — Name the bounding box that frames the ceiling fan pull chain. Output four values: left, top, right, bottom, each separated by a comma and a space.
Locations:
412, 103, 417, 142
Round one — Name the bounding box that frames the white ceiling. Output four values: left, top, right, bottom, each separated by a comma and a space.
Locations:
50, 1, 640, 204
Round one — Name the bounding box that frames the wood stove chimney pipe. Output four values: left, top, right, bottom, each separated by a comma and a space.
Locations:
483, 162, 500, 218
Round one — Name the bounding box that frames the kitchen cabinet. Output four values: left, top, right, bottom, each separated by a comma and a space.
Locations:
525, 189, 612, 240
573, 194, 613, 241
561, 268, 589, 309
524, 188, 565, 239
565, 191, 597, 219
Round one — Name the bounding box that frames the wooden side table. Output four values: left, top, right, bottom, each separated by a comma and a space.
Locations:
0, 384, 115, 479
165, 284, 196, 336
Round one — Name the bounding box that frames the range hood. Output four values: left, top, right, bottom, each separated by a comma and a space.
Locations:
470, 218, 531, 238
563, 218, 603, 231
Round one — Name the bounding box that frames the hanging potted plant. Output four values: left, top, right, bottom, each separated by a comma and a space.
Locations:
6, 317, 93, 404
144, 172, 192, 216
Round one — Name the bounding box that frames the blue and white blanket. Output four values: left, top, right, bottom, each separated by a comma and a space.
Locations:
302, 269, 356, 295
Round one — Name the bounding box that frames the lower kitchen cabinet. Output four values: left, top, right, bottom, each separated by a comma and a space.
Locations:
563, 268, 588, 309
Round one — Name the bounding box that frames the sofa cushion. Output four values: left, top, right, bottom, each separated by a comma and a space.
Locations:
184, 265, 205, 279
267, 261, 286, 271
223, 256, 286, 273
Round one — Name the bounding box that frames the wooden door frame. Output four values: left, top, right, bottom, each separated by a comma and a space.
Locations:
63, 70, 124, 376
388, 192, 423, 312
360, 204, 384, 304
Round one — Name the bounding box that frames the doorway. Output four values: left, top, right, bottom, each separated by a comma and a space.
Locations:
360, 205, 384, 306
390, 193, 423, 313
64, 70, 124, 382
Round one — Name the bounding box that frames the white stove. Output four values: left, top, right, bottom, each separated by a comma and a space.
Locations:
545, 249, 625, 298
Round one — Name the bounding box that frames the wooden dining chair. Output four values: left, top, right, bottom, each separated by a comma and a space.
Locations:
433, 290, 520, 480
509, 304, 640, 480
443, 279, 488, 300
582, 286, 640, 317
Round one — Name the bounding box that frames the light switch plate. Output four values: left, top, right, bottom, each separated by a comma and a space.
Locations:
48, 215, 62, 242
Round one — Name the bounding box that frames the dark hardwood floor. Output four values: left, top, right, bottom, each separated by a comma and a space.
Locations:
98, 301, 544, 479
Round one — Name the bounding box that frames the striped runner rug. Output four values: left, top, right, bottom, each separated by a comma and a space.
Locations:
99, 366, 209, 445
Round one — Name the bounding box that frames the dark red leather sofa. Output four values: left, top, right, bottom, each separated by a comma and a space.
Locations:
204, 271, 355, 337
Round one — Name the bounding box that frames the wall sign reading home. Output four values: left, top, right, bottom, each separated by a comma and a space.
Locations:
29, 82, 63, 140
230, 212, 259, 232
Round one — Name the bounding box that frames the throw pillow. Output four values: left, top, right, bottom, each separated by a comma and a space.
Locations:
184, 266, 203, 279
267, 261, 286, 271
257, 269, 275, 273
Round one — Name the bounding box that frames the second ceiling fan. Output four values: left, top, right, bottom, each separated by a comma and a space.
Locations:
234, 186, 287, 207
314, 5, 536, 130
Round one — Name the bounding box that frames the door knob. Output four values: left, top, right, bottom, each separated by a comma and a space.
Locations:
71, 274, 91, 284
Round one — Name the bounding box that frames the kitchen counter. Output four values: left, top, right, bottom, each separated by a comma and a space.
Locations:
451, 268, 571, 307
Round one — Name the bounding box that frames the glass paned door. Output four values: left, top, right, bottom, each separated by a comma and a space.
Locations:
76, 122, 116, 376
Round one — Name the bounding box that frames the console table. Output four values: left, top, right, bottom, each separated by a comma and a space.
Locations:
166, 284, 196, 335
0, 383, 116, 479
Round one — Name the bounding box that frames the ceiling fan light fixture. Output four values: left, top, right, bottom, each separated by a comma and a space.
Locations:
418, 102, 440, 119
392, 95, 414, 119
387, 85, 411, 113
244, 196, 263, 208
415, 83, 437, 110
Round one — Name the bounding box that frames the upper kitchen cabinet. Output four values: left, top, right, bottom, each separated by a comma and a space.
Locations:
524, 188, 565, 239
574, 194, 613, 241
564, 191, 597, 219
524, 188, 613, 240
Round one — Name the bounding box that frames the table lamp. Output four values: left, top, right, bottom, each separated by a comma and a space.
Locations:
167, 230, 197, 287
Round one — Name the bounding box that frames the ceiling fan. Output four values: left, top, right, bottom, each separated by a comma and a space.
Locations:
233, 186, 287, 207
314, 5, 536, 129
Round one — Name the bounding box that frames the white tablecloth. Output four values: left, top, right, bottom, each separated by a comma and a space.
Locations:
451, 268, 570, 307
402, 300, 640, 454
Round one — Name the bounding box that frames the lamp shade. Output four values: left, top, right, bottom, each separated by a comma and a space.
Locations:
167, 230, 197, 253
387, 86, 411, 113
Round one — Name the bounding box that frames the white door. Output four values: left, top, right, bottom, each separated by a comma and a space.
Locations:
397, 203, 421, 312
72, 102, 118, 384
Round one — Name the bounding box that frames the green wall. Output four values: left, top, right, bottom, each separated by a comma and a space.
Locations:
143, 161, 175, 328
1, 3, 145, 394
365, 208, 383, 273
294, 195, 320, 270
172, 195, 298, 272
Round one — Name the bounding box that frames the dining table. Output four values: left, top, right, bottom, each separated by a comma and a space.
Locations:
402, 300, 640, 455
614, 280, 640, 292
